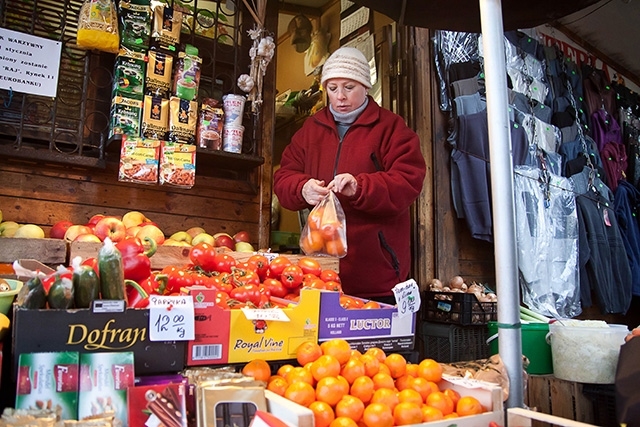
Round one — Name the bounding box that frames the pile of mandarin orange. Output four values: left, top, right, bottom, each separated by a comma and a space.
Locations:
241, 338, 485, 427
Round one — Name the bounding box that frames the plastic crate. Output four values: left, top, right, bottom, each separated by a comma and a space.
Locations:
419, 321, 491, 363
422, 291, 497, 325
582, 384, 617, 427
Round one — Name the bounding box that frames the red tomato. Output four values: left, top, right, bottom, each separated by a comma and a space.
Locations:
247, 254, 270, 281
297, 257, 322, 276
232, 268, 260, 287
281, 264, 304, 289
214, 291, 230, 309
304, 278, 327, 290
320, 269, 341, 283
160, 266, 193, 295
269, 255, 293, 277
323, 280, 342, 293
230, 284, 262, 306
189, 242, 217, 271
212, 252, 237, 273
262, 278, 288, 298
210, 274, 233, 293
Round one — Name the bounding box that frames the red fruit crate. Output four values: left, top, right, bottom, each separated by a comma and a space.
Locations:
422, 291, 497, 325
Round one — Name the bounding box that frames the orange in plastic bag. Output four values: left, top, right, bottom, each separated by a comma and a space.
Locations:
300, 192, 347, 258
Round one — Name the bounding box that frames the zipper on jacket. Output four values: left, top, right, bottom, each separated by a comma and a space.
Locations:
370, 152, 383, 171
333, 130, 346, 177
378, 231, 401, 280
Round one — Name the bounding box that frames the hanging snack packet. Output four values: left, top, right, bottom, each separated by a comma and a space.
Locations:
168, 96, 198, 144
197, 98, 224, 150
112, 49, 146, 100
118, 0, 152, 52
146, 50, 173, 98
160, 141, 196, 188
110, 95, 143, 138
141, 95, 169, 139
150, 0, 182, 52
173, 44, 202, 101
300, 191, 347, 258
77, 0, 119, 54
118, 135, 160, 184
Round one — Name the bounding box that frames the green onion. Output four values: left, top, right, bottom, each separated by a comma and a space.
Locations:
519, 306, 551, 323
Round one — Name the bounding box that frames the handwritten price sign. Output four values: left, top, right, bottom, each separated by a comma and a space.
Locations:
392, 279, 421, 318
149, 295, 195, 341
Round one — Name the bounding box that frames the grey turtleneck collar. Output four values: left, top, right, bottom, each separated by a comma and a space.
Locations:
330, 97, 369, 140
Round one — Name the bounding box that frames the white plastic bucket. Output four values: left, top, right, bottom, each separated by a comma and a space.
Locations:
547, 320, 628, 384
222, 126, 244, 153
222, 94, 246, 127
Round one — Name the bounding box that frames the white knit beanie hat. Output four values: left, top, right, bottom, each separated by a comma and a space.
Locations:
320, 47, 372, 89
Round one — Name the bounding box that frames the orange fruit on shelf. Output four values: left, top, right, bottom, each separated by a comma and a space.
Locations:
362, 402, 394, 427
309, 401, 335, 427
426, 391, 454, 415
286, 366, 315, 386
321, 339, 352, 365
296, 341, 323, 366
397, 388, 423, 405
351, 375, 375, 404
277, 363, 295, 378
377, 363, 391, 376
456, 395, 484, 416
341, 357, 366, 384
394, 374, 414, 391
360, 353, 381, 377
350, 349, 363, 359
241, 359, 271, 382
443, 388, 461, 406
316, 376, 349, 406
335, 394, 365, 422
420, 405, 444, 422
284, 381, 316, 407
266, 376, 288, 396
311, 354, 342, 381
329, 417, 358, 427
444, 412, 460, 419
364, 347, 387, 363
362, 300, 381, 309
384, 353, 407, 379
409, 377, 439, 402
371, 388, 399, 411
417, 358, 443, 383
393, 401, 423, 426
405, 363, 419, 377
371, 372, 395, 390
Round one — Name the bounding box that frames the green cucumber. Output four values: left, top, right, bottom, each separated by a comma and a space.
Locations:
73, 264, 100, 308
47, 274, 75, 309
20, 276, 47, 309
98, 238, 126, 301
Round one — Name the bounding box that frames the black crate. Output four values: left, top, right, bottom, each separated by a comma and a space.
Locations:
582, 384, 617, 427
419, 321, 490, 363
422, 291, 497, 325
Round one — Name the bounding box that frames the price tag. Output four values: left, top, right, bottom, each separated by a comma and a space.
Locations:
241, 307, 290, 322
392, 279, 421, 318
149, 295, 195, 341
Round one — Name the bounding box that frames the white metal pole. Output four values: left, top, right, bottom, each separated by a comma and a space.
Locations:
479, 0, 524, 408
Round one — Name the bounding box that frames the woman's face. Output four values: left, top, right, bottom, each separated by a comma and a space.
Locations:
324, 78, 368, 114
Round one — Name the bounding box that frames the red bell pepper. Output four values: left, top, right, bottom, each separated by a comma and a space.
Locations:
125, 273, 168, 308
116, 236, 157, 282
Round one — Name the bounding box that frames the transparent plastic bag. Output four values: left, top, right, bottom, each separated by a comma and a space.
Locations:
299, 192, 347, 258
76, 0, 120, 54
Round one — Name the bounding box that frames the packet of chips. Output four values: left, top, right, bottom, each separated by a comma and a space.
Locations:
77, 0, 120, 53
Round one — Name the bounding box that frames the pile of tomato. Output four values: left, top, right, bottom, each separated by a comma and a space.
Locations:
153, 242, 364, 309
241, 339, 488, 427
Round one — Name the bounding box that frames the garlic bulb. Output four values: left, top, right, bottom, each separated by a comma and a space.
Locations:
237, 74, 255, 93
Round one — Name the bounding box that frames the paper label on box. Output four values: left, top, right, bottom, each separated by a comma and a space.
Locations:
149, 295, 195, 341
241, 307, 290, 322
392, 279, 421, 318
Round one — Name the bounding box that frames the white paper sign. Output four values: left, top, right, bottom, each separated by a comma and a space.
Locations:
392, 279, 421, 318
0, 28, 62, 98
149, 295, 195, 341
241, 307, 290, 322
340, 7, 370, 40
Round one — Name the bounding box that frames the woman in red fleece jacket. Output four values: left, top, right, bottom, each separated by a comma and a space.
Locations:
273, 47, 426, 303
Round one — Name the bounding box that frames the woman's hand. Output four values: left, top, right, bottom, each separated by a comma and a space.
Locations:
302, 179, 329, 205
328, 173, 358, 197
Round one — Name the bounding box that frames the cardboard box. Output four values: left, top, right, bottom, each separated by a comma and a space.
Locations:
14, 351, 79, 420
78, 352, 135, 426
317, 291, 416, 352
507, 407, 597, 427
265, 390, 313, 427
186, 288, 320, 365
12, 306, 186, 376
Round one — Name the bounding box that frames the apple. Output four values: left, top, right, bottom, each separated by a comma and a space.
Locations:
14, 224, 45, 238
126, 225, 141, 237
0, 221, 20, 237
94, 217, 127, 242
50, 220, 73, 239
235, 241, 255, 252
163, 238, 192, 247
192, 232, 214, 246
64, 225, 94, 242
233, 230, 251, 243
74, 233, 102, 243
169, 231, 192, 244
86, 214, 105, 228
136, 224, 165, 245
122, 211, 148, 229
186, 226, 206, 239
213, 233, 235, 250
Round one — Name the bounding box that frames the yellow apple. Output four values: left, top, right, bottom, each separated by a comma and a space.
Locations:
235, 241, 255, 252
126, 225, 141, 237
136, 224, 165, 245
169, 231, 192, 244
74, 233, 102, 242
122, 211, 148, 229
186, 226, 206, 239
64, 225, 94, 242
14, 224, 45, 239
192, 232, 214, 246
0, 221, 20, 237
163, 238, 192, 247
